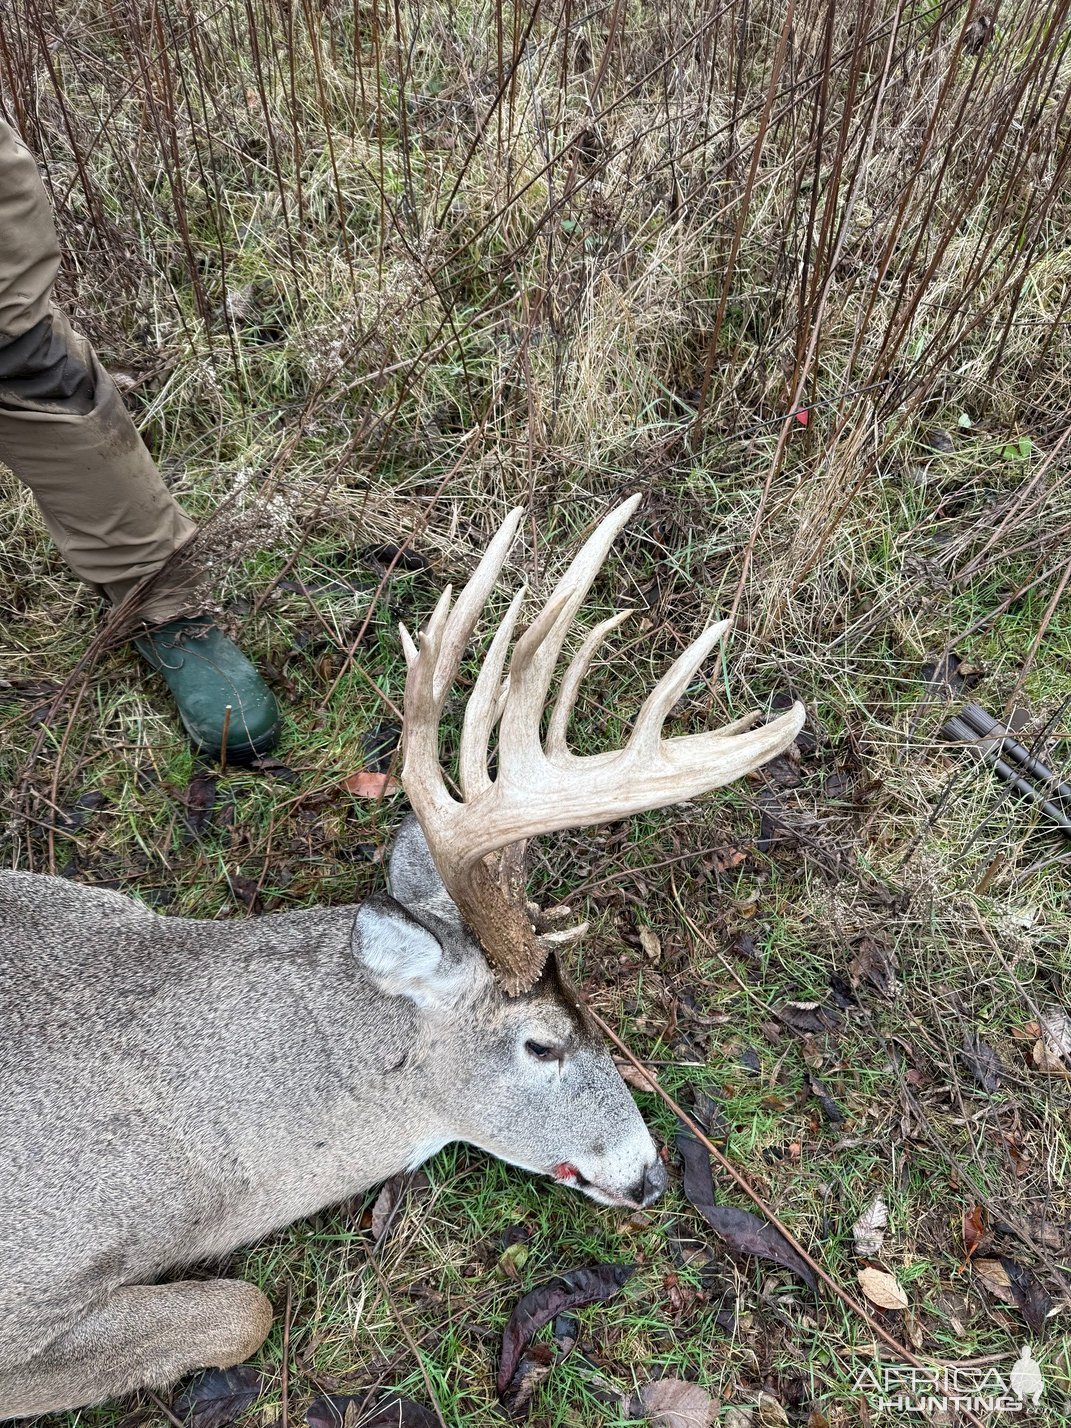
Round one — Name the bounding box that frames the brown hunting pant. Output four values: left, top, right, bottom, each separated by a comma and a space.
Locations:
0, 118, 198, 624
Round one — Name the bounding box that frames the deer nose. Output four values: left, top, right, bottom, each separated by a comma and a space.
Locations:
634, 1157, 668, 1206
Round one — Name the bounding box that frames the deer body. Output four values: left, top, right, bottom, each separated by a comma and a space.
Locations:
1, 499, 805, 1418
0, 821, 662, 1418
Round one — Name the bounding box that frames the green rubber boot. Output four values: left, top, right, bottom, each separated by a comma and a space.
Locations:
134, 615, 281, 761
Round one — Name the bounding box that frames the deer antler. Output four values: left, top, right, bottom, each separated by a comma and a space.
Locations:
400, 496, 806, 994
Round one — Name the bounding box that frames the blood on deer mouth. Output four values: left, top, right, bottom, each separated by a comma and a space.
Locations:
551, 1161, 585, 1187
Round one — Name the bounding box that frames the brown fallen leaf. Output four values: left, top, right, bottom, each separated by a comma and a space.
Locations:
369, 1169, 428, 1247
848, 937, 897, 996
972, 1255, 1052, 1334
370, 1175, 404, 1245
1041, 1007, 1071, 1058
617, 1058, 660, 1093
343, 770, 401, 799
776, 999, 842, 1035
858, 1266, 909, 1311
1030, 1039, 1071, 1077
637, 1377, 718, 1428
1030, 1007, 1071, 1075
638, 926, 662, 961
962, 1203, 986, 1261
500, 1343, 555, 1416
973, 1257, 1015, 1304
184, 773, 217, 836
755, 1394, 789, 1427
712, 846, 747, 873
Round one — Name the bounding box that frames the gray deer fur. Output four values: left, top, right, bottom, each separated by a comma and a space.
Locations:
0, 816, 665, 1419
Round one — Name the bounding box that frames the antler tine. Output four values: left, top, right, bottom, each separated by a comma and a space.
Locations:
714, 711, 763, 736
459, 582, 526, 799
652, 703, 806, 793
399, 497, 807, 999
628, 618, 731, 754
402, 510, 524, 827
430, 508, 525, 704
499, 495, 642, 764
399, 622, 419, 668
545, 609, 634, 758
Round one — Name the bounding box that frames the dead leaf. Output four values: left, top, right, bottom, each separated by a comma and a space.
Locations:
676, 1130, 817, 1292
959, 1034, 1002, 1092
1041, 1006, 1071, 1052
973, 1257, 1015, 1304
638, 926, 662, 961
184, 774, 217, 836
369, 1170, 428, 1247
962, 1204, 986, 1260
852, 1196, 888, 1257
858, 1267, 909, 1311
173, 1367, 265, 1428
371, 1176, 404, 1245
496, 1264, 635, 1398
712, 846, 747, 873
497, 1240, 530, 1280
776, 1000, 842, 1035
963, 13, 993, 53
638, 1377, 718, 1428
848, 937, 897, 996
496, 1313, 579, 1413
806, 1076, 844, 1123
1031, 1039, 1071, 1076
307, 1395, 437, 1428
500, 1343, 554, 1415
998, 1256, 1052, 1334
755, 1394, 789, 1427
343, 770, 400, 799
1003, 1133, 1028, 1177
617, 1058, 660, 1092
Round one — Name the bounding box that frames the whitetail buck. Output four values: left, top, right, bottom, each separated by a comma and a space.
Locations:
0, 497, 804, 1417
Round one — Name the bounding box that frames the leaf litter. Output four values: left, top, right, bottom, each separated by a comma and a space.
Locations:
675, 1129, 817, 1293
171, 1366, 265, 1428
496, 1264, 636, 1404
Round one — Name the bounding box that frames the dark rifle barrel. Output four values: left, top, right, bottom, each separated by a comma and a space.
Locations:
941, 714, 1071, 833
959, 703, 1071, 806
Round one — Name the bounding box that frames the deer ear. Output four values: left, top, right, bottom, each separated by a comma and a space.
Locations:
351, 892, 462, 1007
388, 814, 462, 927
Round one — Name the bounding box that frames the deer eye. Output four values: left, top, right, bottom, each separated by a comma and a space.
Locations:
525, 1040, 558, 1062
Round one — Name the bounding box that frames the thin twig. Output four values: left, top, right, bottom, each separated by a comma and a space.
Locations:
220, 704, 232, 773
281, 1283, 291, 1428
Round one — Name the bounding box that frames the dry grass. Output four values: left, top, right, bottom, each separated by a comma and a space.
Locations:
3, 0, 1071, 1421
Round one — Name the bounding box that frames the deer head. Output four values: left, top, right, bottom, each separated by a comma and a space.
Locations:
400, 495, 806, 994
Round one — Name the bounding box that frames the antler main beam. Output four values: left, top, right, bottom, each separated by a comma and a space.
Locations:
400, 496, 806, 994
